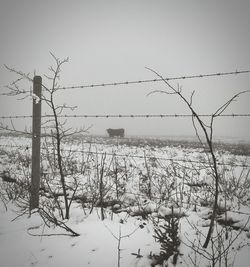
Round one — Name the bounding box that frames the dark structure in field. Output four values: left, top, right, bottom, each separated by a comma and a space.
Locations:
106, 128, 125, 138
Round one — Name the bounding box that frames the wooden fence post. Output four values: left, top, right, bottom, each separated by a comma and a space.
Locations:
30, 76, 42, 210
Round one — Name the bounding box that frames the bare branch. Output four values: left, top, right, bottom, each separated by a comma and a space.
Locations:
147, 90, 176, 96
0, 122, 32, 136
146, 67, 248, 248
4, 64, 33, 82
214, 90, 250, 117
190, 90, 195, 106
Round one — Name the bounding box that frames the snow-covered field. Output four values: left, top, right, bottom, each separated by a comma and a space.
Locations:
0, 134, 250, 267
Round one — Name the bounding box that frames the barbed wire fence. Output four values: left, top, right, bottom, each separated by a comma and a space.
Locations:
1, 69, 250, 210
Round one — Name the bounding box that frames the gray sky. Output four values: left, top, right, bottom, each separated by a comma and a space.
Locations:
0, 0, 250, 140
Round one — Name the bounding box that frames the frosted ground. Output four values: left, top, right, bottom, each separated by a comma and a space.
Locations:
0, 134, 250, 267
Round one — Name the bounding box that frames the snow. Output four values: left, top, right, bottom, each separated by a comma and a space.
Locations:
0, 135, 250, 266
0, 203, 159, 267
32, 93, 41, 104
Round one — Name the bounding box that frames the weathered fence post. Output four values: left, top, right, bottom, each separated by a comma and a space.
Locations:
30, 76, 42, 211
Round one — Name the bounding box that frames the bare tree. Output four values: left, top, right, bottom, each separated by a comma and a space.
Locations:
3, 53, 89, 219
183, 216, 250, 267
105, 221, 140, 267
39, 53, 91, 219
147, 67, 249, 248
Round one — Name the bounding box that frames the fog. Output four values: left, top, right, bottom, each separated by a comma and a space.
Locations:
0, 0, 250, 140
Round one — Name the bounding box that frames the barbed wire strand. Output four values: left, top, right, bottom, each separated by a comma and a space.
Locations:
1, 113, 250, 120
0, 144, 31, 150
1, 69, 250, 96
0, 143, 249, 168
57, 147, 250, 168
56, 70, 250, 90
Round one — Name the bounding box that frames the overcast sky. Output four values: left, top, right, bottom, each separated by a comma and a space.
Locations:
0, 0, 250, 140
